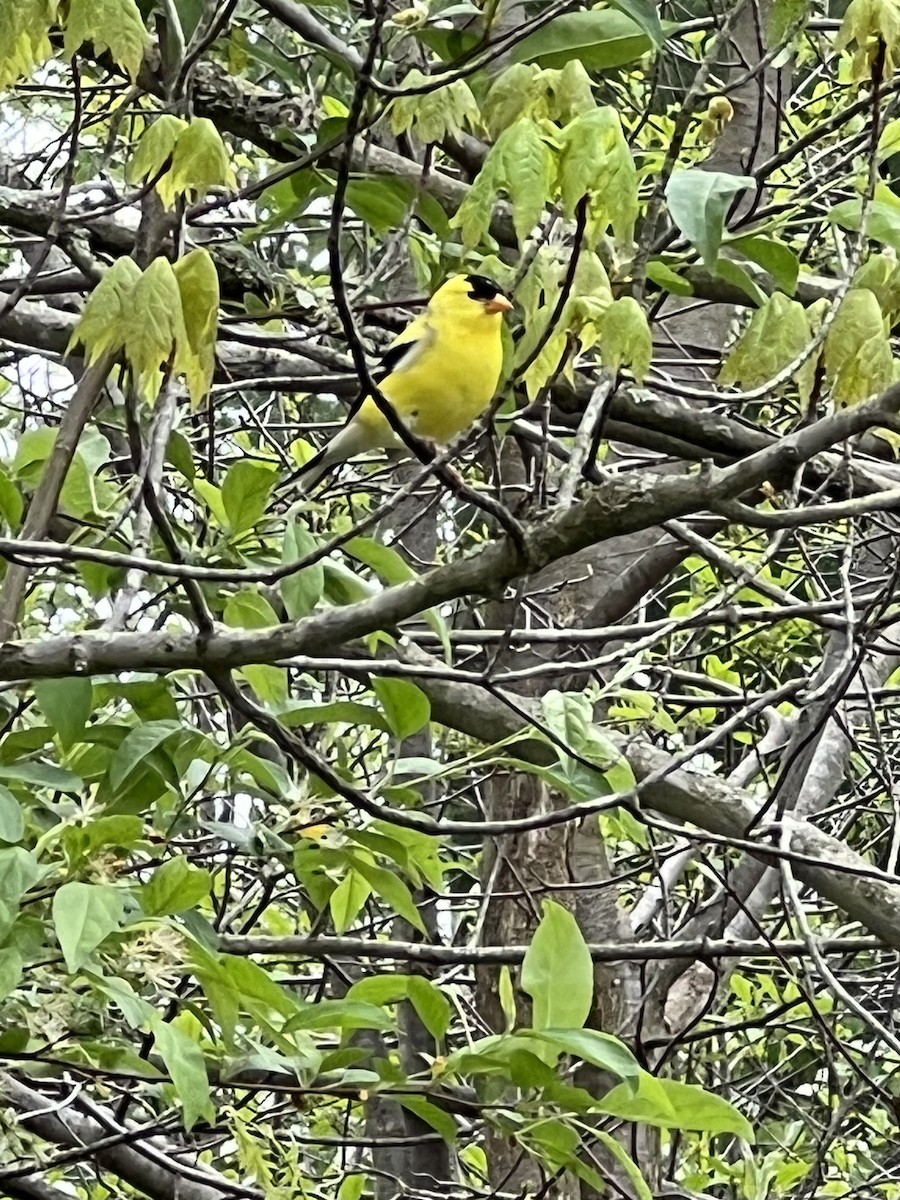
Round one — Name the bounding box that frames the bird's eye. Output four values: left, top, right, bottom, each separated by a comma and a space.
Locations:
465, 273, 501, 302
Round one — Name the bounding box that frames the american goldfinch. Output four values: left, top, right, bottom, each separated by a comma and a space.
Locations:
294, 273, 513, 492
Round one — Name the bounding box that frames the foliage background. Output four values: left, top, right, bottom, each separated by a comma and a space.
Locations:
2, 0, 900, 1197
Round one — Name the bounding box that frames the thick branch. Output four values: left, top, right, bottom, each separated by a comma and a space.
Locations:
0, 387, 894, 676
221, 933, 885, 963
0, 1074, 236, 1200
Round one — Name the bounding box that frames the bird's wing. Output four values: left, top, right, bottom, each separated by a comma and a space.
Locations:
373, 312, 433, 382
340, 313, 434, 423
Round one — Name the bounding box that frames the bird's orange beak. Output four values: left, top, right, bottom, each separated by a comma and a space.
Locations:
485, 295, 513, 314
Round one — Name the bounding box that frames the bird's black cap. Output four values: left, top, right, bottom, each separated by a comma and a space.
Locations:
465, 274, 505, 301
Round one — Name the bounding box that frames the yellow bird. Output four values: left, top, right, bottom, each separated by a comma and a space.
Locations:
294, 273, 513, 491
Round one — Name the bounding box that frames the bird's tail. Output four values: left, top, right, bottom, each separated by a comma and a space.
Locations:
278, 444, 335, 497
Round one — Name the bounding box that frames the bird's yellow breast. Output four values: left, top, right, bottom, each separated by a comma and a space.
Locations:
355, 313, 505, 447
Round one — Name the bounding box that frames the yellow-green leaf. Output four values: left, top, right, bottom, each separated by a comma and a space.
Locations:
482, 64, 542, 139
224, 590, 286, 704
514, 249, 612, 397
391, 71, 481, 143
128, 114, 189, 186
598, 296, 652, 381
67, 256, 142, 365
823, 287, 893, 406
483, 61, 596, 140
0, 0, 55, 88
851, 253, 900, 323
172, 248, 220, 406
452, 118, 554, 247
64, 0, 150, 81
719, 293, 816, 402
836, 0, 900, 80
161, 117, 237, 208
123, 258, 187, 402
557, 106, 637, 244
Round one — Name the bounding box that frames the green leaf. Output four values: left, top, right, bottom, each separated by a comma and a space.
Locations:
482, 64, 542, 139
287, 997, 394, 1033
221, 460, 277, 535
346, 177, 416, 235
829, 188, 900, 253
0, 787, 23, 844
166, 429, 196, 480
728, 234, 799, 296
528, 1027, 641, 1079
33, 678, 93, 749
0, 466, 24, 530
152, 1017, 215, 1130
836, 0, 900, 81
0, 900, 14, 944
599, 1075, 754, 1139
280, 520, 324, 619
396, 1095, 458, 1142
81, 815, 145, 855
172, 248, 220, 407
879, 117, 900, 160
712, 256, 768, 307
0, 847, 41, 906
64, 0, 150, 81
521, 900, 593, 1031
414, 21, 480, 62
0, 946, 23, 1000
607, 0, 664, 46
767, 0, 809, 42
372, 677, 431, 740
142, 856, 212, 916
53, 881, 125, 972
666, 169, 755, 267
852, 252, 900, 321
223, 591, 286, 703
352, 858, 427, 934
224, 590, 280, 630
525, 1117, 581, 1169
0, 761, 82, 793
194, 479, 228, 527
13, 426, 56, 477
90, 972, 157, 1028
173, 0, 206, 39
279, 700, 392, 734
338, 1176, 367, 1200
345, 537, 449, 651
592, 1132, 653, 1200
108, 720, 181, 792
346, 975, 413, 1005
330, 869, 371, 934
220, 955, 300, 1019
511, 9, 669, 69
539, 690, 633, 794
499, 964, 516, 1031
541, 689, 593, 751
391, 71, 481, 143
646, 260, 694, 296
407, 976, 452, 1041
345, 536, 417, 584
